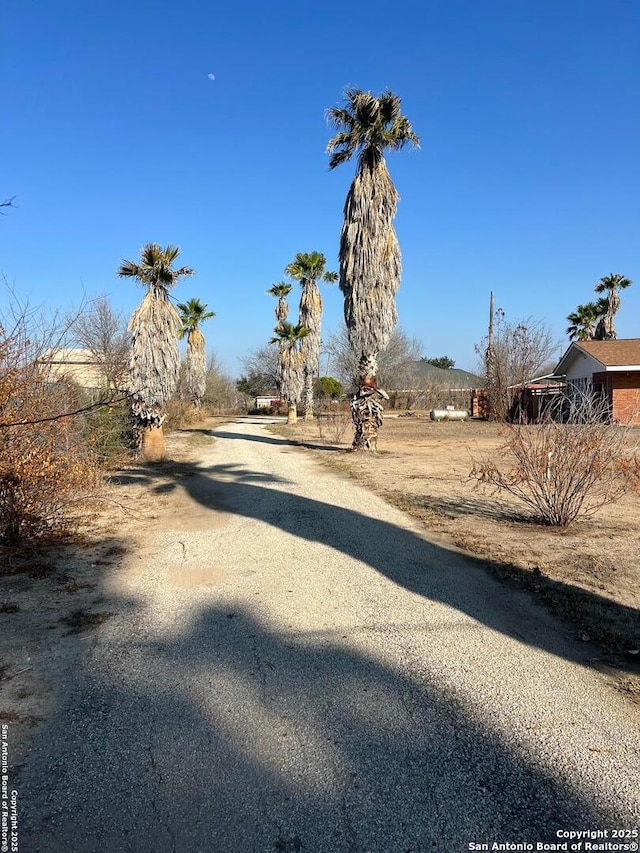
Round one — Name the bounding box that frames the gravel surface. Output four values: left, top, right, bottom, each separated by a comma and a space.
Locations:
18, 420, 640, 852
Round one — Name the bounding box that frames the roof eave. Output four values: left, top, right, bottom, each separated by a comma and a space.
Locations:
555, 342, 606, 375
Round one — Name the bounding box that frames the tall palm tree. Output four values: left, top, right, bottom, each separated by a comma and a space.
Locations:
269, 322, 309, 424
266, 283, 293, 391
327, 87, 419, 449
566, 302, 601, 341
177, 298, 215, 410
266, 282, 293, 327
593, 273, 631, 340
284, 252, 337, 420
117, 243, 194, 460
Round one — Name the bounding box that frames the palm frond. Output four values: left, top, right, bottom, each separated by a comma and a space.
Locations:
117, 260, 142, 280
328, 148, 356, 170
267, 282, 292, 298
594, 273, 632, 294
269, 321, 309, 345
325, 105, 356, 131
178, 297, 215, 330
327, 87, 420, 173
118, 243, 194, 293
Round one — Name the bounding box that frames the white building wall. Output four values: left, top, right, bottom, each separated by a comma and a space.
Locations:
563, 351, 603, 382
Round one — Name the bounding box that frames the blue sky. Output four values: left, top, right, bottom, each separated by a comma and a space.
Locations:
2, 0, 639, 376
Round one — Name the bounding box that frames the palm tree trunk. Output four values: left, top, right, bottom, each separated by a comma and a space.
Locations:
604, 291, 620, 339
351, 353, 385, 450
287, 402, 298, 425
351, 392, 384, 450
303, 372, 314, 420
142, 425, 165, 462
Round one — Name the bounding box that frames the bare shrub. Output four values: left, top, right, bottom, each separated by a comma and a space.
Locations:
70, 295, 129, 390
324, 324, 423, 392
470, 396, 640, 526
164, 396, 207, 431
203, 353, 240, 414
317, 411, 351, 445
0, 306, 102, 546
475, 313, 558, 421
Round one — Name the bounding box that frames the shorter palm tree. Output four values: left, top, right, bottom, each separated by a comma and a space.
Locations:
566, 302, 601, 341
177, 298, 215, 409
267, 283, 293, 391
269, 322, 309, 424
267, 283, 293, 327
284, 252, 337, 420
118, 243, 194, 460
593, 273, 631, 340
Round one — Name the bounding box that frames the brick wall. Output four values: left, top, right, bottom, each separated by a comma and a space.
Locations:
610, 372, 640, 425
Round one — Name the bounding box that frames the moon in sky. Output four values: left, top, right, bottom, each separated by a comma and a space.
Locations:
207, 73, 215, 80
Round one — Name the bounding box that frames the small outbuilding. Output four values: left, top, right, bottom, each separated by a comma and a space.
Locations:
554, 338, 640, 425
254, 393, 281, 410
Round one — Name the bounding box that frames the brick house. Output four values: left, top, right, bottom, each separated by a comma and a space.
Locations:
554, 339, 640, 425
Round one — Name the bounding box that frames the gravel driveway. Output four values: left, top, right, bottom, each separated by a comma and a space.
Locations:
18, 419, 640, 852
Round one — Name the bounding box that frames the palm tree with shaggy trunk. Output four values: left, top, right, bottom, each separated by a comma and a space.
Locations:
566, 302, 601, 341
267, 282, 293, 326
269, 322, 309, 424
117, 243, 194, 461
593, 273, 632, 340
178, 298, 215, 409
327, 88, 419, 449
284, 252, 337, 420
267, 282, 292, 391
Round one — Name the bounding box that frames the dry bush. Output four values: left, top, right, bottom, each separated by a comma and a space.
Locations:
164, 396, 229, 430
316, 411, 352, 445
82, 397, 136, 466
164, 397, 201, 430
470, 397, 640, 526
0, 318, 101, 546
476, 314, 558, 421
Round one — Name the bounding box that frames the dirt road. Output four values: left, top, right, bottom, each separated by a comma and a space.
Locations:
17, 419, 640, 852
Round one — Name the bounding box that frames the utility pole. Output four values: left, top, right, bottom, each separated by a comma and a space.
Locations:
485, 291, 496, 419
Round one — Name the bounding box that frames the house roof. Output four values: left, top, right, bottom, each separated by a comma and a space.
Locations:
40, 347, 97, 365
408, 362, 484, 388
555, 338, 640, 375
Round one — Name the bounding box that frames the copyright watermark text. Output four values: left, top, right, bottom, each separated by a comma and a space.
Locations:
468, 830, 639, 852
1, 725, 19, 853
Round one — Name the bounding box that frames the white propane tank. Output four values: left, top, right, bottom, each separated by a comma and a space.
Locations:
429, 409, 468, 421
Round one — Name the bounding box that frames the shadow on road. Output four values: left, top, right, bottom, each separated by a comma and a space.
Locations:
17, 425, 639, 850
204, 428, 346, 453
20, 602, 622, 851
109, 454, 639, 667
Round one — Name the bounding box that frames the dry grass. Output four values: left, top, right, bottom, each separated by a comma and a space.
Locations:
315, 411, 352, 445
272, 414, 640, 662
